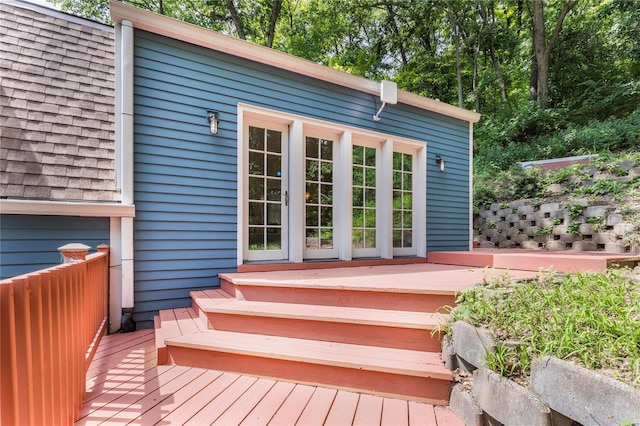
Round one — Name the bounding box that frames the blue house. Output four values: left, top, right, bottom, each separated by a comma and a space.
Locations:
1, 0, 479, 331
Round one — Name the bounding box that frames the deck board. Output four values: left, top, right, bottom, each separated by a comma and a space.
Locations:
77, 329, 462, 425
212, 378, 277, 425
240, 380, 296, 426
184, 375, 258, 425
296, 387, 337, 425
267, 384, 315, 425
324, 390, 359, 426
382, 397, 409, 426
352, 393, 384, 426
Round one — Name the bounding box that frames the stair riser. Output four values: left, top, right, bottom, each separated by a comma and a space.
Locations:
221, 279, 455, 313
204, 313, 442, 352
166, 345, 451, 405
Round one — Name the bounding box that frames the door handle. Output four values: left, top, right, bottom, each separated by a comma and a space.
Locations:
284, 190, 289, 206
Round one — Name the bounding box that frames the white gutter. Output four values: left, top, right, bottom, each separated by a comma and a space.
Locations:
0, 200, 135, 217
109, 1, 480, 124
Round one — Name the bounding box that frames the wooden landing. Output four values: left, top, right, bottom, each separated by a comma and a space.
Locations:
427, 248, 640, 272
77, 330, 463, 425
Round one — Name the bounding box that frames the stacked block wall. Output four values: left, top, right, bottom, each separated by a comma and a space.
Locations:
474, 200, 637, 253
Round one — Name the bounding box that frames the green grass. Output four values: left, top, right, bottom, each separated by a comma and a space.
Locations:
447, 269, 640, 388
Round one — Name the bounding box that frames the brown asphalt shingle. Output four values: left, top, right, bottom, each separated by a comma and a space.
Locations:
1, 1, 119, 202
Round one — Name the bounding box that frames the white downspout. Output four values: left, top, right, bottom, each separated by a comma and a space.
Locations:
469, 121, 474, 251
115, 19, 136, 330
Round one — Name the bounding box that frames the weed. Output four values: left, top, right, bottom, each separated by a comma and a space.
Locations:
566, 203, 586, 219
568, 221, 582, 235
581, 179, 623, 196
536, 226, 553, 235
624, 232, 640, 248
586, 215, 605, 232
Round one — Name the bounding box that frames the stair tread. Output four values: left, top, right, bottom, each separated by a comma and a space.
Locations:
197, 299, 446, 329
165, 330, 452, 380
191, 288, 235, 304
219, 266, 477, 295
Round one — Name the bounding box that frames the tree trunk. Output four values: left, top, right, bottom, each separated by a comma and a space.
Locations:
529, 42, 538, 101
266, 0, 283, 48
473, 34, 481, 113
479, 1, 507, 105
445, 0, 464, 108
532, 0, 578, 108
226, 0, 246, 40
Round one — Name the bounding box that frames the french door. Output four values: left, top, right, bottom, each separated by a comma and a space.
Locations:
241, 106, 426, 265
245, 123, 288, 261
352, 142, 381, 258
303, 132, 339, 259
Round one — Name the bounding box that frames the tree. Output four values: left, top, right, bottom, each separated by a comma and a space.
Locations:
50, 0, 283, 48
531, 0, 579, 108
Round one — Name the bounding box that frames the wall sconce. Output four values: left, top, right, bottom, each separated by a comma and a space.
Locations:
435, 155, 445, 172
206, 110, 219, 135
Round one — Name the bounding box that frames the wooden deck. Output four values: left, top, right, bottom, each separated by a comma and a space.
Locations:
77, 329, 464, 425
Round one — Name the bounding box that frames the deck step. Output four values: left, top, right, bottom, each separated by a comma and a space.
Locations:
219, 272, 458, 312
194, 298, 446, 351
164, 329, 453, 404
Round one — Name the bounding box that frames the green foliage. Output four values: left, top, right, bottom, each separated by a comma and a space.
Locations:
586, 216, 605, 232
580, 179, 622, 196
449, 270, 640, 388
567, 221, 582, 235
475, 110, 640, 174
475, 148, 640, 209
566, 203, 586, 219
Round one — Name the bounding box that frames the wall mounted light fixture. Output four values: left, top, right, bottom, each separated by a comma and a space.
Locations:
435, 155, 445, 172
206, 110, 219, 135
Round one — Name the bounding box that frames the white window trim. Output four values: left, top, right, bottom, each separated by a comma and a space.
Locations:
237, 103, 427, 266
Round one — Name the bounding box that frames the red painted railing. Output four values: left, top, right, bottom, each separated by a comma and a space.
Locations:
0, 245, 109, 425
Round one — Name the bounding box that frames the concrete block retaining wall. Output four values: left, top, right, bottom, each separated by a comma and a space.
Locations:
475, 199, 639, 253
444, 321, 640, 426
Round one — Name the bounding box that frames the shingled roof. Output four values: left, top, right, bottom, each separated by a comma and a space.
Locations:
0, 0, 119, 202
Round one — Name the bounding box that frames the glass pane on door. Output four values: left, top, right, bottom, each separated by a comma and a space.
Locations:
393, 151, 413, 249
352, 145, 377, 251
248, 126, 284, 252
305, 136, 334, 252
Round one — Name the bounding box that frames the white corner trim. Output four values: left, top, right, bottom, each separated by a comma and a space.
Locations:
109, 1, 480, 124
0, 199, 135, 217
469, 121, 474, 251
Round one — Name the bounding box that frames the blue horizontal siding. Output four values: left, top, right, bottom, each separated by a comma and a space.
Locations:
132, 31, 471, 328
0, 214, 109, 280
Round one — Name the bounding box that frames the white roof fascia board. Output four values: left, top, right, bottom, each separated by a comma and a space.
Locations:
0, 200, 135, 218
109, 1, 480, 124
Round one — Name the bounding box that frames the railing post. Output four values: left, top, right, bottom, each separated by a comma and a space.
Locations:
58, 243, 91, 263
